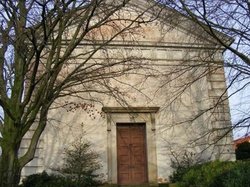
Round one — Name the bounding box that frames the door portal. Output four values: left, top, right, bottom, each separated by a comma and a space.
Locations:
117, 123, 148, 185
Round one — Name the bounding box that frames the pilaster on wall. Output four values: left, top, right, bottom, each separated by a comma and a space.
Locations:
207, 65, 235, 160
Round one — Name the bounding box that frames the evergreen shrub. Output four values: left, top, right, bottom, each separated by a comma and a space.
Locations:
176, 160, 250, 187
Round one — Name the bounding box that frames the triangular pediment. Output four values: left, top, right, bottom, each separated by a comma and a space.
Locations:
123, 0, 233, 47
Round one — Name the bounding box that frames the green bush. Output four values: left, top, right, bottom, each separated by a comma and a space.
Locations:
177, 161, 233, 187
20, 138, 102, 187
211, 161, 250, 187
169, 151, 203, 183
20, 170, 102, 187
59, 137, 102, 187
176, 160, 250, 187
20, 171, 76, 187
236, 141, 250, 160
169, 165, 189, 183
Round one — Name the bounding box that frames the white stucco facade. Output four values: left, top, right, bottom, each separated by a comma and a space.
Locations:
21, 1, 235, 185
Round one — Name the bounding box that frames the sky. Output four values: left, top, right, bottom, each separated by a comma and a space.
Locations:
227, 77, 250, 139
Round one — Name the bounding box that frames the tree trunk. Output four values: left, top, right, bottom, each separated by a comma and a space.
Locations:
0, 146, 22, 187
0, 121, 22, 187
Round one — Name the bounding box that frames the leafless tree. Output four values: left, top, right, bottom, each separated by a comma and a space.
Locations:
157, 0, 250, 141
0, 0, 159, 186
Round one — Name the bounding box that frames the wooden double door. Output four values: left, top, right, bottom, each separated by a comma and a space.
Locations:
117, 123, 148, 185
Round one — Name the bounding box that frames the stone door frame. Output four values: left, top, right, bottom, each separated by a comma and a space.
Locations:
102, 107, 159, 186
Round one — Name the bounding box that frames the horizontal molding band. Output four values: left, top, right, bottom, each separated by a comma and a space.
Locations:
102, 107, 160, 113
